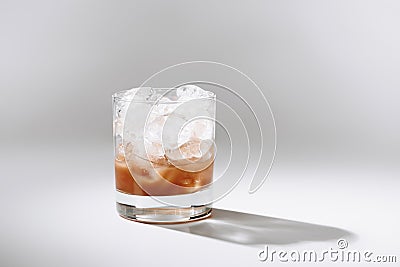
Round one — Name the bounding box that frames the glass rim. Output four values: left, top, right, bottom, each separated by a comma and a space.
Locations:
112, 87, 216, 104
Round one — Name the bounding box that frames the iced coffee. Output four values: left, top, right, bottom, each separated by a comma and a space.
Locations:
113, 86, 216, 223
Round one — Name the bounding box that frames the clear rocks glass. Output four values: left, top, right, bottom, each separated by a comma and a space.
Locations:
112, 86, 216, 223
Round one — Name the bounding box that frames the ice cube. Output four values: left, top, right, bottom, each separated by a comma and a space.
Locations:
176, 85, 212, 100
149, 97, 179, 117
144, 116, 165, 142
178, 119, 213, 146
132, 87, 156, 101
144, 116, 166, 159
179, 138, 203, 159
181, 139, 214, 160
164, 139, 215, 172
143, 98, 180, 159
144, 139, 165, 160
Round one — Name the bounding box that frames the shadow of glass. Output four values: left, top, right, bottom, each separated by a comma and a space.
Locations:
158, 208, 354, 246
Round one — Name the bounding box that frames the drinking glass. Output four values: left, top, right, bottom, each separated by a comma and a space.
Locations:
112, 86, 216, 223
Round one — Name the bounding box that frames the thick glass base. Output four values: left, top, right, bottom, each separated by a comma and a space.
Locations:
117, 202, 212, 224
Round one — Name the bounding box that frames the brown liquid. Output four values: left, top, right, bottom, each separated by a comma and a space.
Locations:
115, 156, 213, 196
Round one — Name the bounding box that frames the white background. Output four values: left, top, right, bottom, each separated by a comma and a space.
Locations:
1, 1, 399, 266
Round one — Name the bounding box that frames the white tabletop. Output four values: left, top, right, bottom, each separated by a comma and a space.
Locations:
1, 144, 398, 267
